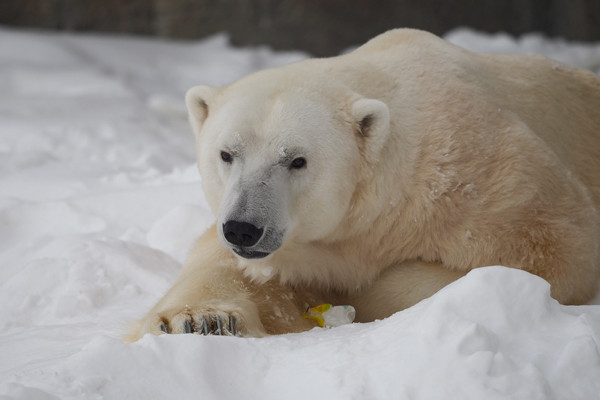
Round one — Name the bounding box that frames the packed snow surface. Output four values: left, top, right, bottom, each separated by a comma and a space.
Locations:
1, 26, 600, 399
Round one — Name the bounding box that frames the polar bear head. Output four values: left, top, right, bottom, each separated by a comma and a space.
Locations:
186, 69, 390, 260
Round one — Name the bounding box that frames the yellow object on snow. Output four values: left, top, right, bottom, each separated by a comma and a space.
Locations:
303, 303, 356, 328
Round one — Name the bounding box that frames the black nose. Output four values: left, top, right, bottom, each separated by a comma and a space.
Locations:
223, 221, 263, 247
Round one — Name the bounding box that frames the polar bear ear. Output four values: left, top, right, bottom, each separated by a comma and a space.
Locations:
351, 98, 390, 164
185, 85, 218, 134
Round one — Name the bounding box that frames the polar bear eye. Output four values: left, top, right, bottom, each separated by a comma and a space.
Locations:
290, 157, 307, 170
220, 151, 233, 163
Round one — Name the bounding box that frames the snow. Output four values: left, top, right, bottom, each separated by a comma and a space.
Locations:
1, 25, 600, 399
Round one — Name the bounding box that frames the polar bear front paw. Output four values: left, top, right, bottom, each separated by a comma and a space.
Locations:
164, 310, 239, 336
144, 308, 243, 337
126, 303, 269, 342
126, 300, 267, 342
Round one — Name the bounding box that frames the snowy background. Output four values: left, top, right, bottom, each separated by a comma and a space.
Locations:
1, 26, 600, 399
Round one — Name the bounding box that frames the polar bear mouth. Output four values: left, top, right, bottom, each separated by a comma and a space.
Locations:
233, 247, 271, 259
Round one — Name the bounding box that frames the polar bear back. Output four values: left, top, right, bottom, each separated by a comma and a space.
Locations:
320, 28, 600, 206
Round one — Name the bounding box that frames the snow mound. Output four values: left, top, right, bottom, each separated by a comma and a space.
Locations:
3, 268, 600, 399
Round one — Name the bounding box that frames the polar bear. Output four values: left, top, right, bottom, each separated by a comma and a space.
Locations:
126, 29, 600, 340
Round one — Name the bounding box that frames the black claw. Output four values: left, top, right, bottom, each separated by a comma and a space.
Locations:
229, 316, 237, 336
215, 316, 223, 335
201, 317, 209, 335
160, 324, 168, 333
184, 319, 192, 334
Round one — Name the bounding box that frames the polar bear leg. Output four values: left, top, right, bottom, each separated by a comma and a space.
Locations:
125, 225, 323, 341
348, 260, 466, 322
